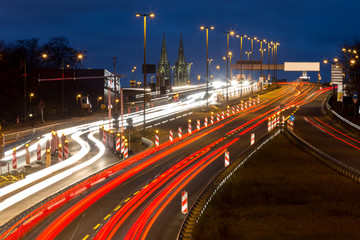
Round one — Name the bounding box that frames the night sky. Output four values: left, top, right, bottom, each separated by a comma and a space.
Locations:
1, 0, 359, 86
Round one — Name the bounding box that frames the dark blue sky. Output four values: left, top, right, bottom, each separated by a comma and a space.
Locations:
1, 0, 359, 85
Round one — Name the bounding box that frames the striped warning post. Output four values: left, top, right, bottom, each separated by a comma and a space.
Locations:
276, 115, 280, 126
287, 120, 294, 131
257, 96, 260, 104
58, 144, 63, 162
181, 191, 188, 214
268, 118, 272, 132
25, 144, 30, 166
121, 139, 125, 153
282, 116, 285, 124
253, 98, 256, 106
217, 113, 220, 122
221, 111, 224, 120
155, 131, 159, 147
197, 120, 200, 130
232, 107, 235, 115
237, 105, 239, 112
37, 143, 41, 162
210, 115, 214, 124
244, 102, 248, 109
250, 133, 255, 145
178, 127, 182, 139
241, 102, 244, 111
225, 151, 229, 167
12, 148, 17, 170
249, 100, 252, 107
116, 134, 121, 152
103, 130, 107, 144
227, 108, 230, 117
272, 115, 276, 129
124, 146, 128, 158
64, 140, 69, 159
169, 130, 173, 142
204, 117, 208, 127
188, 121, 192, 134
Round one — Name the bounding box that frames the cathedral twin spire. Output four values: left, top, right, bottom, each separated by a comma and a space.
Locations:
157, 33, 188, 87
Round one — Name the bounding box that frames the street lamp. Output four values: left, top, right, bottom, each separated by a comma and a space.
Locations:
197, 75, 201, 84
188, 62, 193, 84
223, 30, 235, 104
200, 25, 215, 108
236, 34, 247, 80
136, 12, 155, 130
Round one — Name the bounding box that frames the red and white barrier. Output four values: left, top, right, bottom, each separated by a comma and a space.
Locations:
241, 102, 244, 111
121, 140, 125, 153
225, 151, 229, 167
272, 116, 276, 129
169, 130, 173, 142
211, 115, 214, 124
250, 133, 255, 145
227, 108, 230, 117
116, 134, 121, 151
287, 120, 294, 131
217, 113, 220, 122
257, 96, 260, 104
181, 190, 188, 214
245, 102, 248, 109
12, 148, 17, 170
178, 127, 182, 139
58, 144, 63, 162
249, 100, 252, 107
232, 107, 235, 115
253, 99, 256, 106
282, 116, 285, 124
221, 111, 224, 120
155, 132, 159, 147
197, 120, 200, 130
188, 121, 192, 134
64, 140, 69, 159
37, 143, 41, 162
276, 115, 280, 126
237, 105, 239, 112
204, 117, 208, 127
103, 130, 107, 144
124, 146, 128, 158
268, 118, 272, 132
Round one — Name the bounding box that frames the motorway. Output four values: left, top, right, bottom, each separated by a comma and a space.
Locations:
12, 82, 325, 240
1, 82, 345, 240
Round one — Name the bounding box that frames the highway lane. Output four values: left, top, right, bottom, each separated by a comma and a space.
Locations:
294, 92, 360, 170
23, 84, 303, 240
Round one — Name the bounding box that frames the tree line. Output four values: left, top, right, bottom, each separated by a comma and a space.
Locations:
0, 37, 86, 124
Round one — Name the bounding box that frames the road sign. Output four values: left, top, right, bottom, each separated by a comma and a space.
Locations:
353, 91, 358, 104
289, 115, 295, 122
101, 104, 106, 109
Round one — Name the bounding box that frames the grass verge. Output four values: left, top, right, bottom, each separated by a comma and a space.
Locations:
193, 133, 360, 240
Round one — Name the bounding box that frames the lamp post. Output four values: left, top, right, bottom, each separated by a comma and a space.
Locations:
200, 25, 214, 108
188, 62, 193, 85
136, 13, 154, 131
236, 34, 247, 80
223, 31, 235, 104
247, 36, 257, 81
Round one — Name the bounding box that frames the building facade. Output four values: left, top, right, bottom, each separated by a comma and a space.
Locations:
174, 34, 189, 86
156, 34, 171, 87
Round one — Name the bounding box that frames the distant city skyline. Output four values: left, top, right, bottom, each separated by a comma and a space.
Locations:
1, 0, 359, 85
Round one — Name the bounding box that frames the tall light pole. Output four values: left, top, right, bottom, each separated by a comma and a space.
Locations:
136, 13, 154, 130
188, 62, 193, 85
201, 25, 214, 108
223, 31, 235, 104
236, 34, 247, 80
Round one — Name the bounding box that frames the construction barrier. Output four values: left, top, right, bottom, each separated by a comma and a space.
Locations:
225, 151, 229, 167
155, 132, 159, 147
181, 191, 188, 214
64, 140, 69, 159
169, 130, 173, 142
204, 117, 208, 127
188, 121, 192, 134
251, 133, 255, 145
197, 120, 200, 131
58, 144, 63, 162
12, 148, 17, 170
178, 127, 182, 139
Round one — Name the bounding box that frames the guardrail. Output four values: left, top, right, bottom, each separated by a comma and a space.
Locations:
284, 128, 360, 183
177, 129, 281, 240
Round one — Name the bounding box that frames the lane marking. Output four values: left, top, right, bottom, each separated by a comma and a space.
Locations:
104, 214, 111, 220
93, 223, 100, 230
